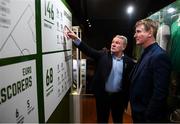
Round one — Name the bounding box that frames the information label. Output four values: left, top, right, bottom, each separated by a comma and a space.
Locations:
41, 0, 72, 52
0, 0, 36, 59
0, 60, 38, 123
43, 51, 72, 122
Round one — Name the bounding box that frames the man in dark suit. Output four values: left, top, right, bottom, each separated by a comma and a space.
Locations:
130, 18, 171, 122
66, 30, 135, 123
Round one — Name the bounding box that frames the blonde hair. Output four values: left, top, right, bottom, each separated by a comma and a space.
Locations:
135, 18, 158, 38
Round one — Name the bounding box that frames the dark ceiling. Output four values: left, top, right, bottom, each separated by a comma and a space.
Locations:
66, 0, 175, 56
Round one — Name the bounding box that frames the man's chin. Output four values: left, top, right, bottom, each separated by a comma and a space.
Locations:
136, 42, 141, 45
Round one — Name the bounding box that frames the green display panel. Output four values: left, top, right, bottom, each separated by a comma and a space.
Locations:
0, 0, 72, 123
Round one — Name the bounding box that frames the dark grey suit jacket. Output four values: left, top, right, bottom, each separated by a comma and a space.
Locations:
76, 41, 135, 108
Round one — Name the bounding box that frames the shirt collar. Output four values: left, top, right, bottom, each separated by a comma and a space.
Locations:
112, 53, 124, 61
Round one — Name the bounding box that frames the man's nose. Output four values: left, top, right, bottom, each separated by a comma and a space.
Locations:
112, 44, 116, 47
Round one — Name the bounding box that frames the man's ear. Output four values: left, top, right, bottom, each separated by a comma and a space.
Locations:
122, 47, 126, 50
148, 34, 152, 38
123, 44, 127, 50
148, 29, 153, 37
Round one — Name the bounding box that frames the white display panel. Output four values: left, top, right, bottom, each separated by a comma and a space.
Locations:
0, 60, 38, 123
41, 0, 72, 52
43, 51, 72, 122
0, 0, 36, 59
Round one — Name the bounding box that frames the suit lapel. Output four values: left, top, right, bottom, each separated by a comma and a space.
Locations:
131, 44, 158, 82
132, 56, 147, 80
105, 53, 113, 81
123, 56, 127, 74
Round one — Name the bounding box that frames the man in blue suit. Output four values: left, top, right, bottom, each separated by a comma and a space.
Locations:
66, 29, 135, 123
130, 18, 171, 122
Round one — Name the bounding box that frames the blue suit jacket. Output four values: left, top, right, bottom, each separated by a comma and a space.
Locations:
130, 43, 171, 122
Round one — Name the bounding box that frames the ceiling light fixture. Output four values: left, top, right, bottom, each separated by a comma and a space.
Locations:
127, 5, 134, 14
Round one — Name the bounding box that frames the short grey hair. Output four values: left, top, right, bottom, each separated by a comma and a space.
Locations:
114, 35, 128, 45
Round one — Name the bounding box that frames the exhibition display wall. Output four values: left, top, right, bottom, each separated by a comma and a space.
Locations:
0, 0, 72, 123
